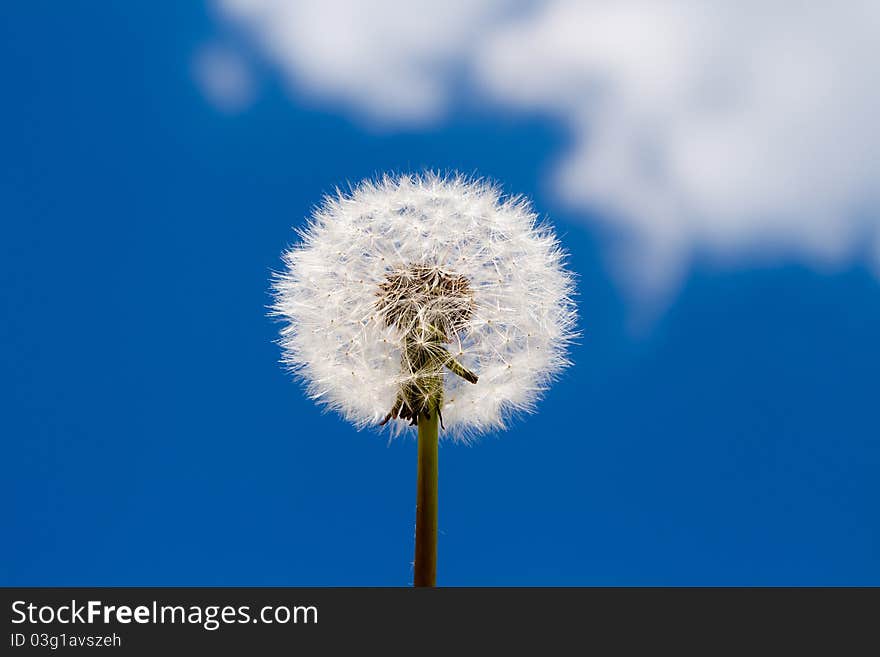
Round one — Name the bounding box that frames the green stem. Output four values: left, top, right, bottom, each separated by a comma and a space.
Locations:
414, 408, 439, 587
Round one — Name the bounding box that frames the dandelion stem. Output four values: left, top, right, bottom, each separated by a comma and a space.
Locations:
414, 406, 439, 587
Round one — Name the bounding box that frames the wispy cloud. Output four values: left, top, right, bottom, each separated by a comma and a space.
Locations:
192, 42, 256, 113
204, 0, 880, 303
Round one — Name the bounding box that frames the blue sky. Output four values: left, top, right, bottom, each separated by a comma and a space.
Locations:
2, 2, 879, 585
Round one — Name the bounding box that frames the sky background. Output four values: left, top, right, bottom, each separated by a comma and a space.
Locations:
2, 1, 879, 585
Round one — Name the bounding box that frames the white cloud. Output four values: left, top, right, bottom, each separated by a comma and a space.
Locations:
208, 0, 880, 300
192, 43, 256, 112
214, 0, 510, 124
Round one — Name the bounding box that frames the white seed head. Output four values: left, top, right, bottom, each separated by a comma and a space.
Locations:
271, 173, 577, 440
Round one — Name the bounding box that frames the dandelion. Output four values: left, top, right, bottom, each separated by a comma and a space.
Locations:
272, 173, 576, 586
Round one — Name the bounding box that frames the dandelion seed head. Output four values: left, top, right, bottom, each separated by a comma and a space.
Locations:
271, 172, 577, 440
